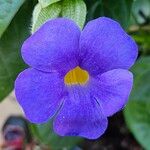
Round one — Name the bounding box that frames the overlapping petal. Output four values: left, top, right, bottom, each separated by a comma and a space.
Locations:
22, 18, 81, 75
90, 69, 133, 117
54, 86, 108, 139
79, 17, 138, 76
15, 68, 65, 123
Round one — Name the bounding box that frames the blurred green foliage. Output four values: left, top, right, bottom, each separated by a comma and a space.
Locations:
0, 0, 35, 100
124, 57, 150, 150
86, 0, 133, 29
132, 0, 150, 24
0, 0, 150, 149
30, 120, 82, 150
0, 0, 25, 38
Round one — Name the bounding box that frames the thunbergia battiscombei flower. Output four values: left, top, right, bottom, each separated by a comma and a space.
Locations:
15, 17, 138, 139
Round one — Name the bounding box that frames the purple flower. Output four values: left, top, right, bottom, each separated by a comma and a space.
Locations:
15, 17, 138, 139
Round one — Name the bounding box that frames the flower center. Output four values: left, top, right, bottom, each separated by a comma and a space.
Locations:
64, 66, 89, 85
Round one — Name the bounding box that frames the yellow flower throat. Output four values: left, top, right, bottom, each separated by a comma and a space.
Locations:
64, 66, 89, 85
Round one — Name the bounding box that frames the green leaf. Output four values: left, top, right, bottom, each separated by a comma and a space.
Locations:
0, 0, 25, 38
32, 0, 87, 32
87, 0, 133, 29
132, 30, 150, 56
61, 0, 87, 29
131, 57, 150, 77
125, 101, 150, 150
30, 121, 82, 150
38, 0, 61, 8
0, 1, 35, 101
124, 56, 150, 150
129, 57, 150, 102
32, 2, 61, 33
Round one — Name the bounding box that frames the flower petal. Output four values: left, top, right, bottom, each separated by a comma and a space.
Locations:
22, 18, 80, 75
54, 86, 108, 139
15, 68, 65, 123
79, 17, 138, 76
90, 69, 133, 117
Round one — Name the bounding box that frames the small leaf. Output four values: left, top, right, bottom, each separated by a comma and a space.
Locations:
124, 56, 150, 150
0, 0, 35, 101
32, 0, 87, 32
0, 0, 25, 38
38, 0, 61, 8
30, 120, 82, 150
61, 0, 87, 29
32, 3, 61, 33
